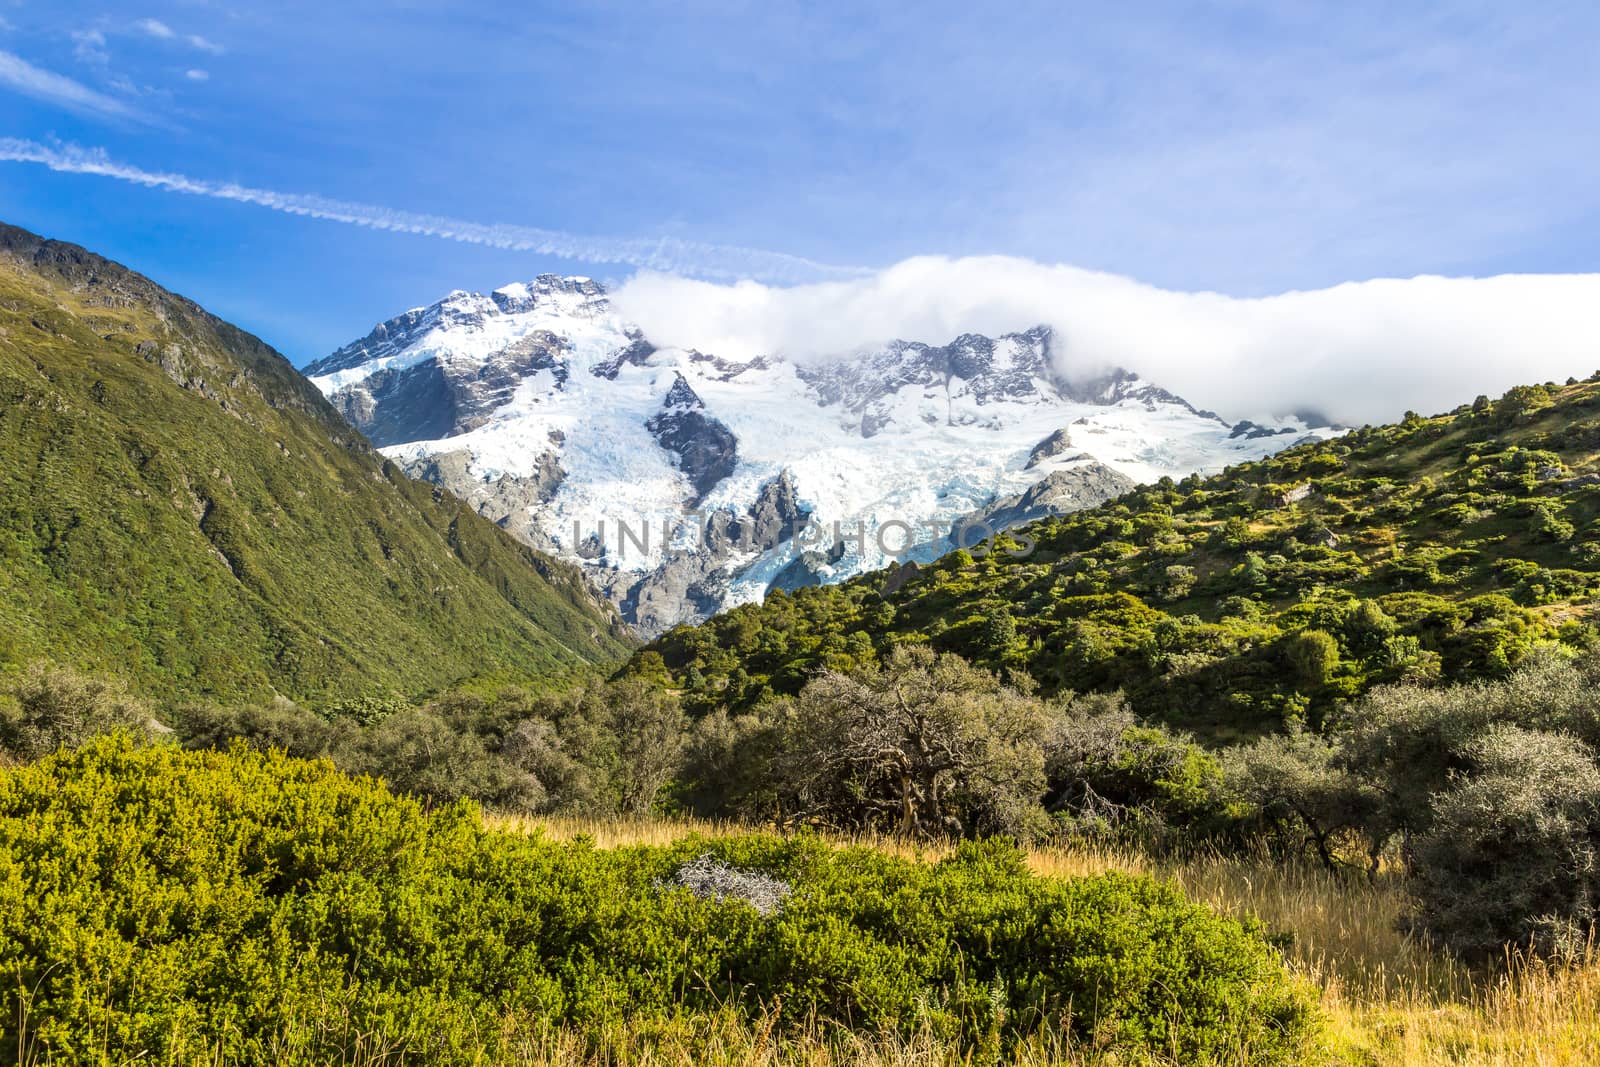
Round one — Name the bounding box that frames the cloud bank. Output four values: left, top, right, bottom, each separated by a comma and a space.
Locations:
0, 140, 864, 286
613, 258, 1600, 426
5, 141, 1592, 425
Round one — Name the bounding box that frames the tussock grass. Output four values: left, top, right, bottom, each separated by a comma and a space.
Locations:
489, 812, 1600, 1066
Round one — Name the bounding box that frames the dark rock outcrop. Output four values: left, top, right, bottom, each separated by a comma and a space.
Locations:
1229, 419, 1295, 440
610, 471, 808, 636
646, 374, 738, 503
590, 334, 656, 379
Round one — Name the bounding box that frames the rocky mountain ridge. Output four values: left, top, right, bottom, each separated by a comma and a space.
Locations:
309, 277, 1337, 633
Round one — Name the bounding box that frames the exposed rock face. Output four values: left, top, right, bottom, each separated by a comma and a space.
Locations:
1027, 427, 1075, 468
399, 449, 567, 548
591, 336, 655, 380
949, 461, 1138, 548
769, 547, 844, 593
609, 472, 808, 633
321, 329, 573, 446
645, 374, 738, 503
308, 276, 607, 381
797, 327, 1064, 437
308, 276, 1340, 634
1229, 419, 1296, 440
327, 358, 456, 444
742, 471, 806, 549
306, 277, 606, 447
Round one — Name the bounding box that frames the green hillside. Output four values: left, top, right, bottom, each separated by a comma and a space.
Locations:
637, 379, 1600, 738
0, 223, 629, 704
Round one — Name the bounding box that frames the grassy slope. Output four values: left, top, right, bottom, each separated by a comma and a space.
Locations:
508, 813, 1600, 1067
638, 380, 1600, 738
0, 223, 630, 704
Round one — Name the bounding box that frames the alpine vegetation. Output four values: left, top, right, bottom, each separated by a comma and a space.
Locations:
0, 739, 1318, 1065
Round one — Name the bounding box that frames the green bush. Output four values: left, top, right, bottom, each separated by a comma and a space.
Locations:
0, 739, 1318, 1065
1255, 652, 1600, 953
1043, 693, 1230, 840
172, 678, 688, 819
1409, 726, 1600, 960
770, 646, 1055, 840
0, 665, 155, 760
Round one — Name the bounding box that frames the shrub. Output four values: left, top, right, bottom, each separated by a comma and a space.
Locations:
677, 704, 787, 819
1409, 726, 1600, 959
0, 739, 1319, 1064
1283, 630, 1340, 687
1043, 693, 1227, 839
1336, 651, 1600, 846
1494, 384, 1555, 423
174, 696, 346, 757
0, 664, 155, 760
532, 677, 688, 816
775, 646, 1054, 839
349, 706, 546, 812
1225, 733, 1381, 871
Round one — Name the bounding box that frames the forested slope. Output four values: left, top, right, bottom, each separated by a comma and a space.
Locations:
638, 378, 1600, 737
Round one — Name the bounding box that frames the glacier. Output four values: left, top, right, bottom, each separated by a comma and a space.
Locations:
307, 275, 1335, 633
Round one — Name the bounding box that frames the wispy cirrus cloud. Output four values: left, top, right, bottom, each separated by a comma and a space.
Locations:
0, 50, 142, 120
0, 139, 865, 285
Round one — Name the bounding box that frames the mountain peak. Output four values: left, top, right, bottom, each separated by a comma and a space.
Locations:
308, 282, 1336, 633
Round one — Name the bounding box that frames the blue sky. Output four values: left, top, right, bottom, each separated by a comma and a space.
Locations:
1, 0, 1597, 366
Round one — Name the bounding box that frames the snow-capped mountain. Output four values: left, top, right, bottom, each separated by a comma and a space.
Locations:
307, 276, 1335, 634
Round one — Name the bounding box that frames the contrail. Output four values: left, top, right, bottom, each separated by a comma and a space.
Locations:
0, 139, 867, 284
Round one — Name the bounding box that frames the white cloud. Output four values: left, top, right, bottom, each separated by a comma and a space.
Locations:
0, 50, 141, 120
0, 139, 863, 285
70, 29, 108, 64
612, 257, 1600, 426
133, 19, 223, 53
185, 68, 209, 81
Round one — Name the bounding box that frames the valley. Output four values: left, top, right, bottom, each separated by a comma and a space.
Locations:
0, 226, 1595, 1067
2, 5, 1593, 1062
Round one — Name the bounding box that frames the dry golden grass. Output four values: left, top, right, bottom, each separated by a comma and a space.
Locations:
418, 1015, 1104, 1067
487, 812, 1600, 1066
